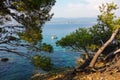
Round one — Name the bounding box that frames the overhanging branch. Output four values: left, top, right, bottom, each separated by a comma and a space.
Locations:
0, 48, 30, 59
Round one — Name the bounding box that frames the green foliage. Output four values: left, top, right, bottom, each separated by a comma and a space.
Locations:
13, 0, 55, 45
97, 2, 120, 54
56, 33, 76, 48
75, 28, 92, 46
32, 55, 53, 71
88, 44, 100, 52
57, 2, 120, 54
0, 0, 56, 54
12, 0, 56, 11
19, 27, 42, 45
89, 23, 112, 44
98, 2, 120, 31
41, 43, 53, 53
56, 28, 92, 51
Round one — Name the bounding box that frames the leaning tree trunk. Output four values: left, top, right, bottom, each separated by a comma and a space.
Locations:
82, 47, 90, 59
89, 28, 119, 68
104, 48, 120, 61
114, 49, 120, 54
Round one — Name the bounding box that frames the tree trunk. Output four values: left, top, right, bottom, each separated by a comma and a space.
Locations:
104, 48, 120, 61
82, 47, 90, 59
114, 48, 120, 54
89, 28, 119, 68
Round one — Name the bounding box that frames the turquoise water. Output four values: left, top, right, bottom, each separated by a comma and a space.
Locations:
42, 23, 94, 51
0, 18, 96, 80
0, 52, 34, 80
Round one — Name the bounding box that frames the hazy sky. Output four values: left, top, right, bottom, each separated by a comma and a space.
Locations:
51, 0, 120, 18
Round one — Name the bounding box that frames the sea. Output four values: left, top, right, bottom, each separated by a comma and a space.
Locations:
0, 18, 97, 80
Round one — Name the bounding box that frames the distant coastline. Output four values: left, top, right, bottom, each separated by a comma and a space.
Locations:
46, 17, 97, 24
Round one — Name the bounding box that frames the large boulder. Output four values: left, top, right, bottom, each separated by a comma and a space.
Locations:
1, 58, 9, 62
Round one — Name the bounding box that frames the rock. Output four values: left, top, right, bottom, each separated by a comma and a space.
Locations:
1, 58, 9, 62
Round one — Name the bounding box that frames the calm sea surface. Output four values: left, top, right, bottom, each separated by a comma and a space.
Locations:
0, 18, 96, 80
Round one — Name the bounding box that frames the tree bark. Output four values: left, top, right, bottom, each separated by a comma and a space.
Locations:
89, 28, 119, 68
82, 47, 90, 59
104, 48, 120, 61
114, 48, 120, 54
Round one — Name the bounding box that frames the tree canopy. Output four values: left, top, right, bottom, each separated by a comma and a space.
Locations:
0, 0, 55, 56
57, 2, 120, 69
89, 2, 120, 68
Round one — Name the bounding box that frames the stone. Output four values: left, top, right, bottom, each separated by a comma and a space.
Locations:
1, 58, 9, 62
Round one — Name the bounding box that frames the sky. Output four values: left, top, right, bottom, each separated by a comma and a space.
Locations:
51, 0, 120, 18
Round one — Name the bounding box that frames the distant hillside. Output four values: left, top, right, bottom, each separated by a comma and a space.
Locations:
47, 17, 97, 24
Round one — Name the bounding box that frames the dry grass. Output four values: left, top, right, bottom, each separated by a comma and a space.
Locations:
32, 58, 120, 80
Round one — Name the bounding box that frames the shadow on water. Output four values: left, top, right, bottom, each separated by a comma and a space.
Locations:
0, 51, 80, 80
0, 52, 34, 80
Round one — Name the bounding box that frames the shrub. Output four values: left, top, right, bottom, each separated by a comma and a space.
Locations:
32, 55, 53, 71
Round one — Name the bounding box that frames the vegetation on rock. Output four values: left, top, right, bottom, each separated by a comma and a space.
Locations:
0, 58, 9, 62
32, 55, 53, 71
57, 2, 120, 70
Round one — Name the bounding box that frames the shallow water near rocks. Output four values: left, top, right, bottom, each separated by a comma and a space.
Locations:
0, 18, 96, 80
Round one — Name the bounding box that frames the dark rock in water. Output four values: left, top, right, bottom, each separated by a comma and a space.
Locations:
1, 58, 9, 62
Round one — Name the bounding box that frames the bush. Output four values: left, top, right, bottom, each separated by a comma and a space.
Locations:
31, 55, 53, 71
42, 43, 53, 53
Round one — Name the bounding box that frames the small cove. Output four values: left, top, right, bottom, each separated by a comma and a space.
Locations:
0, 18, 96, 80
